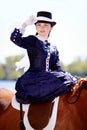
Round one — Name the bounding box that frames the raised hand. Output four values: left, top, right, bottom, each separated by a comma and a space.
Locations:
22, 15, 37, 28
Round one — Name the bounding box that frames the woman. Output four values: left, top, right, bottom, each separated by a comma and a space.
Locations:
10, 11, 78, 103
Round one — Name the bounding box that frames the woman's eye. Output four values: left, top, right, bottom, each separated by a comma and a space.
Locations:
37, 24, 40, 26
44, 24, 48, 26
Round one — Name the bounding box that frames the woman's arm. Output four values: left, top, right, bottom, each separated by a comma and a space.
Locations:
10, 15, 37, 49
10, 28, 37, 49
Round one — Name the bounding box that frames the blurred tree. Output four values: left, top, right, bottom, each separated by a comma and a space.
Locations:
67, 58, 87, 77
0, 65, 5, 79
0, 55, 24, 80
0, 56, 87, 80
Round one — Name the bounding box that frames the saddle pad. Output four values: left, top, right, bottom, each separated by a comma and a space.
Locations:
12, 96, 59, 130
23, 97, 59, 130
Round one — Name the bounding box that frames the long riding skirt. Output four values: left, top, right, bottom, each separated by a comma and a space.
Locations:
15, 70, 76, 103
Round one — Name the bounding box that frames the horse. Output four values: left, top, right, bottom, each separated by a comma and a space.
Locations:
0, 78, 87, 130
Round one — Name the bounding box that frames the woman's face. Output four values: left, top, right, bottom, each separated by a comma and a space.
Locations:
35, 22, 52, 38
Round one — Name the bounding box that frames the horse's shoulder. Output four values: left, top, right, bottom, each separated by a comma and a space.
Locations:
0, 88, 15, 113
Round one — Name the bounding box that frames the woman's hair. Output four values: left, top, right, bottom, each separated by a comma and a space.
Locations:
35, 32, 38, 35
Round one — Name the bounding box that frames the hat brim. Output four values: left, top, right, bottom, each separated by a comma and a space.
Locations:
35, 20, 56, 26
34, 16, 56, 26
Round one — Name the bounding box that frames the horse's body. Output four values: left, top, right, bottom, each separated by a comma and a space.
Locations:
55, 88, 87, 130
0, 88, 21, 130
0, 78, 87, 130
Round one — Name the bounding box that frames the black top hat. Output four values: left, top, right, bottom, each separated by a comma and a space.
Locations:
35, 11, 56, 26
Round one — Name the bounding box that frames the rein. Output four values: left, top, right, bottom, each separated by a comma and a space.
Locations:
66, 79, 87, 104
66, 89, 81, 104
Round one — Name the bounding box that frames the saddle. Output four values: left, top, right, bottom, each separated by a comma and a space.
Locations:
28, 99, 54, 130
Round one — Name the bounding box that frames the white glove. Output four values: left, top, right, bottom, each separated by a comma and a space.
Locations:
16, 55, 30, 72
24, 15, 37, 26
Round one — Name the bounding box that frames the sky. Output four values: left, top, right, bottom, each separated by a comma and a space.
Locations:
0, 0, 87, 65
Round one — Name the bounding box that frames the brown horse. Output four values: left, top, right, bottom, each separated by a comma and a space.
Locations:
0, 78, 87, 130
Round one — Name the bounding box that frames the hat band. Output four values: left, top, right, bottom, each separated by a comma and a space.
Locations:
36, 16, 53, 23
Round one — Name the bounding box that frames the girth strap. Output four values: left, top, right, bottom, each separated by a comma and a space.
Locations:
20, 103, 25, 130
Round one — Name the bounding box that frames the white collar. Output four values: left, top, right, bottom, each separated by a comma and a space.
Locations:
36, 35, 48, 43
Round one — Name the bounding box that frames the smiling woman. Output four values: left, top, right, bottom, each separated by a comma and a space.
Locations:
0, 0, 86, 65
10, 10, 81, 104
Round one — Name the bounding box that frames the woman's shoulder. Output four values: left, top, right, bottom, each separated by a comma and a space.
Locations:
27, 35, 38, 42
